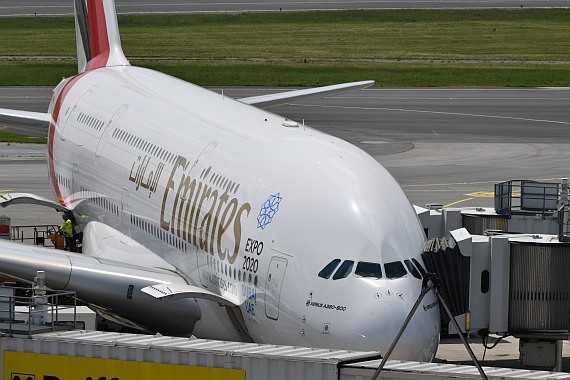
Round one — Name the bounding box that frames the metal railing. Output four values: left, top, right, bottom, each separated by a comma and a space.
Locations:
0, 286, 77, 338
559, 206, 570, 243
494, 180, 560, 216
10, 224, 59, 246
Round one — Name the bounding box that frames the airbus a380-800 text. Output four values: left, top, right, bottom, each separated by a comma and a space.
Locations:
0, 0, 440, 361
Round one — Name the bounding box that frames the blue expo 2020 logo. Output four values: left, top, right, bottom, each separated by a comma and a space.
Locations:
257, 193, 282, 230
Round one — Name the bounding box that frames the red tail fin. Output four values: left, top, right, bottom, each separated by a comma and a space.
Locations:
74, 0, 129, 72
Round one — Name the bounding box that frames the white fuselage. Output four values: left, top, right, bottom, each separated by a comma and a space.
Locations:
47, 66, 440, 361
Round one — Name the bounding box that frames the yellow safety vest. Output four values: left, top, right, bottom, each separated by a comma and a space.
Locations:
61, 219, 73, 237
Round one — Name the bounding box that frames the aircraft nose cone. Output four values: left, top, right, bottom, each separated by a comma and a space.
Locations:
356, 298, 439, 362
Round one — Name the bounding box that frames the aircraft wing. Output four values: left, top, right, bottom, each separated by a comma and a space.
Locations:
0, 108, 51, 129
0, 192, 69, 212
142, 283, 238, 307
0, 237, 184, 292
0, 221, 242, 335
238, 80, 375, 108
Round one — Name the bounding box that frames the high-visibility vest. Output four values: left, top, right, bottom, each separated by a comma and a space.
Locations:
60, 219, 73, 237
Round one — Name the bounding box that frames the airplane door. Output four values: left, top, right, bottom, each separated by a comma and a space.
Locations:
60, 89, 92, 141
96, 104, 128, 157
265, 256, 288, 320
72, 162, 80, 195
121, 187, 130, 240
193, 142, 217, 288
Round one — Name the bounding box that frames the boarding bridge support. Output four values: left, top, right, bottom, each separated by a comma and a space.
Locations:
422, 229, 569, 371
416, 179, 570, 371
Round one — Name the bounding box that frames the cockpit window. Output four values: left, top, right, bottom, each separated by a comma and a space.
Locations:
412, 258, 427, 278
318, 259, 341, 279
355, 261, 382, 279
384, 261, 407, 279
404, 259, 422, 279
332, 260, 354, 280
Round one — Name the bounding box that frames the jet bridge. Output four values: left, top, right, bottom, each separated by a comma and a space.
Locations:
417, 178, 570, 371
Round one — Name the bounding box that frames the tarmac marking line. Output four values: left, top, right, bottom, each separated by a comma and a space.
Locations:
291, 103, 570, 125
444, 197, 475, 207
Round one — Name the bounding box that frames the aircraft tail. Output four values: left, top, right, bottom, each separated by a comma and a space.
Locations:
74, 0, 129, 73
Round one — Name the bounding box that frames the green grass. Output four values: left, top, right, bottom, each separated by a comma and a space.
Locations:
0, 60, 567, 87
0, 9, 569, 86
0, 129, 47, 144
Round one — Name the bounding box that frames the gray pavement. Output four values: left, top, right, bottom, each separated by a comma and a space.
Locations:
0, 0, 568, 17
0, 145, 59, 229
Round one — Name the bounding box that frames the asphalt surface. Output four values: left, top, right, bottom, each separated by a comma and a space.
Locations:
0, 0, 568, 17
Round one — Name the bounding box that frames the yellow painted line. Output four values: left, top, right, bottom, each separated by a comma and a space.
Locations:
0, 190, 10, 195
291, 103, 570, 125
464, 191, 520, 197
465, 191, 495, 198
444, 198, 475, 207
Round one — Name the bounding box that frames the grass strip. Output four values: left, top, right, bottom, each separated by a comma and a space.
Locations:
0, 60, 567, 87
0, 129, 47, 144
0, 9, 568, 86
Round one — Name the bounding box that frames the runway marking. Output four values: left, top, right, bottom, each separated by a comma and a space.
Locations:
465, 191, 520, 197
333, 96, 570, 100
0, 189, 11, 196
291, 103, 570, 125
444, 198, 474, 207
465, 191, 495, 197
363, 88, 570, 92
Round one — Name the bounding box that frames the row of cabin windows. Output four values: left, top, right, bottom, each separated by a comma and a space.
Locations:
112, 128, 177, 165
318, 258, 425, 281
131, 213, 189, 253
91, 195, 120, 216
130, 213, 256, 284
85, 194, 251, 284
206, 255, 258, 286
77, 112, 105, 132
57, 173, 70, 189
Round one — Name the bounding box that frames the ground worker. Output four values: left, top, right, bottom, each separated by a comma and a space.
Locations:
58, 213, 75, 251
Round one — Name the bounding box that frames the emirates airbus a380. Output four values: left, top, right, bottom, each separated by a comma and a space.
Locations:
0, 0, 439, 361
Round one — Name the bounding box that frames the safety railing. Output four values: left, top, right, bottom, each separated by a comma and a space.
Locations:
494, 180, 560, 216
10, 224, 59, 246
0, 286, 77, 338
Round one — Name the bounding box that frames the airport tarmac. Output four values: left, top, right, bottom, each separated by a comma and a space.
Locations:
1, 86, 570, 372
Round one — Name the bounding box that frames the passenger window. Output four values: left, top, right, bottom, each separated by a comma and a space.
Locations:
332, 260, 354, 280
355, 261, 382, 279
384, 261, 407, 279
404, 259, 422, 279
412, 258, 428, 278
318, 259, 341, 279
